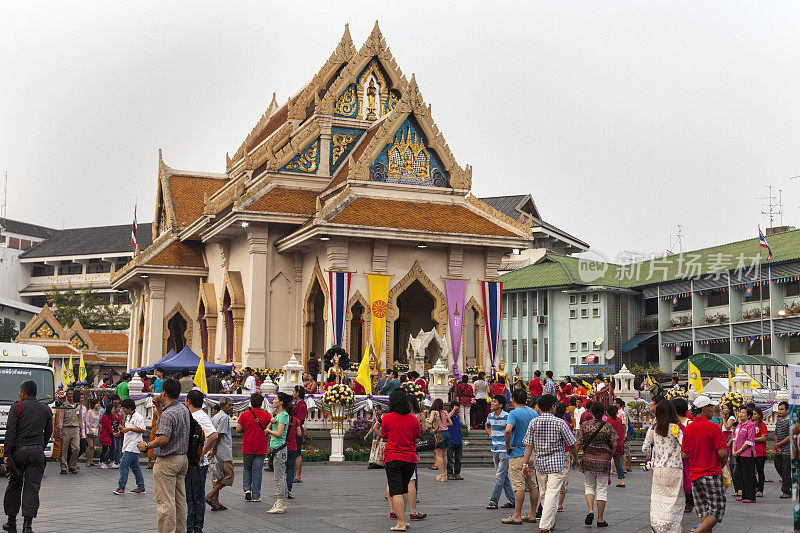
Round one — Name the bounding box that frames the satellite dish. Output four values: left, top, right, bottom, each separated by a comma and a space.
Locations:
605, 350, 615, 360
585, 353, 596, 363
594, 337, 604, 347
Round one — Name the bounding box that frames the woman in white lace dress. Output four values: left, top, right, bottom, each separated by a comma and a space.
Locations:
642, 399, 685, 533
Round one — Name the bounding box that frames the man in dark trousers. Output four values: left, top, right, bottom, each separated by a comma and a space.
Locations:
3, 380, 53, 533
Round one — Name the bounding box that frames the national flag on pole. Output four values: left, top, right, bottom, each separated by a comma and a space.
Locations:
193, 356, 208, 393
687, 360, 704, 393
131, 205, 138, 247
356, 347, 372, 395
745, 283, 753, 297
758, 226, 772, 260
328, 271, 351, 348
481, 280, 503, 369
78, 351, 87, 383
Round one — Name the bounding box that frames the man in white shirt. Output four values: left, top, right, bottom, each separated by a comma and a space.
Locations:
242, 367, 257, 396
112, 399, 146, 495
184, 390, 219, 533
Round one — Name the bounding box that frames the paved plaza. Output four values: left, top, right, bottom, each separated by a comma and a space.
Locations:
4, 462, 791, 533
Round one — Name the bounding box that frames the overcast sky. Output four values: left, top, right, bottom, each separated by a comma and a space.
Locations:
2, 1, 799, 261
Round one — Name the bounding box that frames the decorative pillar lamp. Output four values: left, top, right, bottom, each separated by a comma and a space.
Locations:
260, 376, 276, 397
128, 372, 144, 395
428, 358, 450, 402
282, 354, 304, 390
732, 368, 752, 398
613, 364, 636, 402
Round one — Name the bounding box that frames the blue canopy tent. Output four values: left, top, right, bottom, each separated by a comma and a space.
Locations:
130, 349, 176, 374
131, 347, 232, 374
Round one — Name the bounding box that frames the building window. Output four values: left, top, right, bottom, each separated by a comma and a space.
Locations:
580, 308, 589, 318
569, 342, 577, 351
707, 291, 729, 308
512, 339, 518, 363
115, 292, 131, 305
744, 284, 769, 302
543, 294, 548, 315
543, 339, 549, 363
59, 263, 82, 275
789, 336, 800, 353
8, 237, 19, 249
592, 293, 600, 303
570, 356, 577, 365
787, 281, 800, 297
645, 298, 658, 315
521, 295, 528, 317
531, 293, 538, 315
511, 294, 518, 318
592, 308, 600, 317
672, 297, 691, 311
532, 339, 538, 362
522, 339, 528, 362
569, 309, 577, 319
580, 294, 589, 304
581, 341, 589, 351
569, 295, 577, 305
31, 264, 54, 277
502, 298, 508, 318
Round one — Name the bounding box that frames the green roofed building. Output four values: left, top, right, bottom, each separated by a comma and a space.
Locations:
499, 227, 800, 382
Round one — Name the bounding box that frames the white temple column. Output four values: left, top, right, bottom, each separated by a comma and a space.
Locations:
243, 225, 269, 368
145, 276, 166, 365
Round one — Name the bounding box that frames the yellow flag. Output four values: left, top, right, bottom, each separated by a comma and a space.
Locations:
647, 374, 654, 386
356, 347, 372, 395
368, 274, 391, 363
581, 379, 592, 390
687, 360, 703, 393
728, 370, 733, 392
61, 359, 68, 385
78, 351, 87, 382
735, 366, 761, 390
193, 356, 208, 393
66, 354, 75, 385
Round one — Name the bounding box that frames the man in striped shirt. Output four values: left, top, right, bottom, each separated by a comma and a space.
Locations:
485, 394, 515, 509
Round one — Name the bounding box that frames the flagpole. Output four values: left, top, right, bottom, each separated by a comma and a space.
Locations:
759, 256, 765, 358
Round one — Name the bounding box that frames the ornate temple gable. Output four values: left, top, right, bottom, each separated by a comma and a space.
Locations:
279, 137, 321, 174
65, 320, 98, 352
154, 150, 178, 240
346, 75, 472, 190
369, 116, 449, 187
320, 21, 409, 118
227, 25, 357, 173
112, 228, 207, 286
17, 305, 66, 343
330, 126, 364, 171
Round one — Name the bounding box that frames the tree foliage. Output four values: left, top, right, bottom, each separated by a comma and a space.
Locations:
46, 284, 130, 330
0, 320, 18, 343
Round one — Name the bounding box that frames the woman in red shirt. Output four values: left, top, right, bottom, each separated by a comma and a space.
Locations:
235, 393, 271, 502
752, 407, 768, 497
381, 389, 421, 532
604, 404, 626, 487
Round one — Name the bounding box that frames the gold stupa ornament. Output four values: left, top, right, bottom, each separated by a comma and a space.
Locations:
387, 127, 429, 180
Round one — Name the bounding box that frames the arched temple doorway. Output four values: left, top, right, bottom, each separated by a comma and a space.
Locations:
304, 280, 326, 361
165, 304, 191, 354
198, 300, 208, 361
387, 261, 447, 369
222, 290, 234, 362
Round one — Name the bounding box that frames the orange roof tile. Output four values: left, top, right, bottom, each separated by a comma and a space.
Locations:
89, 332, 128, 353
327, 198, 520, 237
168, 175, 227, 227
146, 241, 205, 268
245, 187, 317, 215
45, 345, 80, 355
102, 356, 128, 364
84, 354, 103, 362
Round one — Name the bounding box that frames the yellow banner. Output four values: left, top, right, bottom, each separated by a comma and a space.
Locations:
78, 351, 87, 382
368, 274, 391, 364
687, 360, 704, 394
735, 366, 761, 390
356, 347, 372, 395
193, 356, 208, 393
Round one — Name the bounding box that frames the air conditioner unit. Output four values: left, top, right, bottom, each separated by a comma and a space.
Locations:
536, 315, 547, 325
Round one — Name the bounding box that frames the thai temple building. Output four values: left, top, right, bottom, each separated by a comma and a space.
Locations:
111, 23, 583, 373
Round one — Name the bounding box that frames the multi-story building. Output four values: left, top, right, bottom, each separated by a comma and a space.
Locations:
18, 223, 152, 308
0, 218, 58, 332
500, 228, 800, 380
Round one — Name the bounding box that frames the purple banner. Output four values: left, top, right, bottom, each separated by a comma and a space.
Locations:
444, 278, 467, 372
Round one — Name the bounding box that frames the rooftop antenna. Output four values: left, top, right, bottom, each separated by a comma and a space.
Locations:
1, 170, 6, 219
667, 224, 683, 255
758, 185, 782, 228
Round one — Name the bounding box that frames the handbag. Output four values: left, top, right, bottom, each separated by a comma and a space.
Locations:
369, 438, 386, 466
415, 432, 437, 452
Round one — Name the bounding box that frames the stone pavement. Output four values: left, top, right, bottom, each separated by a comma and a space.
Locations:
1, 462, 791, 532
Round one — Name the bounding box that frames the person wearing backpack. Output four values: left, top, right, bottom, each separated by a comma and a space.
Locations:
184, 390, 219, 533
137, 378, 191, 533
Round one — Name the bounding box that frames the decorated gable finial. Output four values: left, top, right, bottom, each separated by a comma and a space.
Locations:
336, 23, 355, 62
267, 92, 278, 116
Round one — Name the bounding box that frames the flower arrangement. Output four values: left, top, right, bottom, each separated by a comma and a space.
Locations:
351, 418, 374, 441
322, 383, 355, 405
266, 368, 283, 381
344, 444, 370, 462
401, 381, 424, 402
664, 388, 688, 401
302, 446, 330, 462
465, 365, 479, 375
720, 391, 746, 409
393, 363, 409, 374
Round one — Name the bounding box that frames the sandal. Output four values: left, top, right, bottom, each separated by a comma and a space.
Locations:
501, 516, 522, 525
616, 483, 625, 488
521, 516, 537, 523
597, 521, 608, 527
390, 526, 406, 532
585, 512, 594, 525
557, 507, 564, 512
501, 502, 515, 508
486, 503, 499, 510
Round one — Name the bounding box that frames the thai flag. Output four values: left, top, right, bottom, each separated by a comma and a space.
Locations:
328, 271, 351, 348
482, 280, 503, 368
758, 226, 772, 260
131, 205, 138, 247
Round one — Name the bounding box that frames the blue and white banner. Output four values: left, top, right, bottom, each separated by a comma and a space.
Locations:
328, 271, 351, 348
481, 280, 503, 369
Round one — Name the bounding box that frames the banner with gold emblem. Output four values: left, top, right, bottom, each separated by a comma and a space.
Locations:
368, 274, 391, 365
